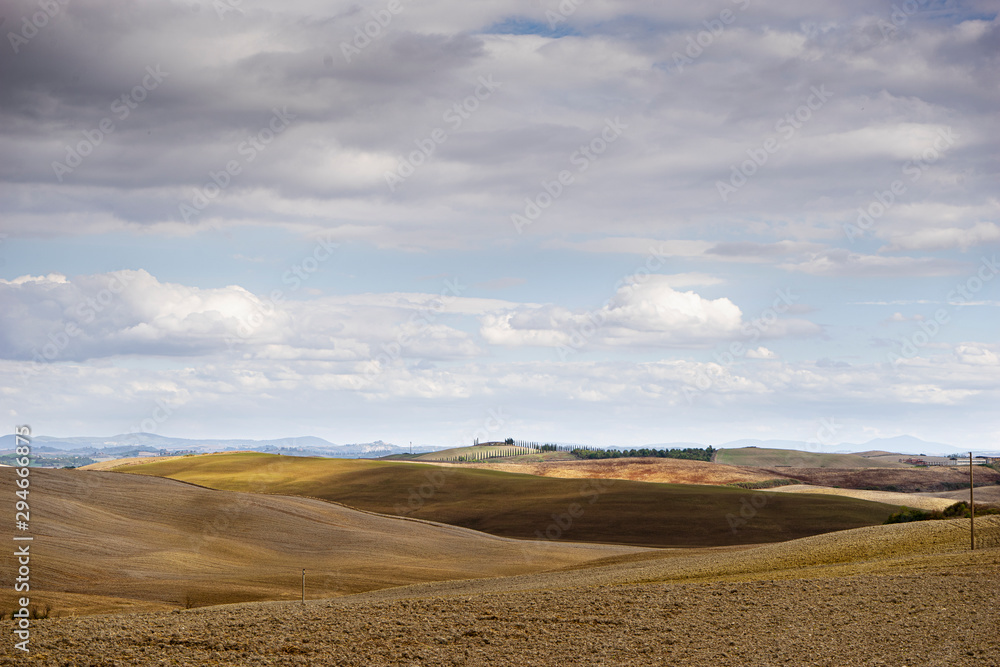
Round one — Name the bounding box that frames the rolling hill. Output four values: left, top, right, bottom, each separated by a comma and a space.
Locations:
115, 453, 901, 547
0, 467, 640, 616
715, 447, 910, 469
7, 517, 998, 665
423, 457, 780, 486
768, 465, 1000, 492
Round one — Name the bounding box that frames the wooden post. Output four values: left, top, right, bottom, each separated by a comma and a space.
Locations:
302, 568, 305, 604
970, 452, 975, 551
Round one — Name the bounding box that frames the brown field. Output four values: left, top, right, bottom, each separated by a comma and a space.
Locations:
767, 484, 956, 510
764, 465, 1000, 492
11, 455, 998, 665
80, 455, 187, 470
918, 485, 1000, 504
426, 456, 778, 485
714, 447, 910, 469
860, 452, 957, 466
6, 518, 999, 666
118, 453, 900, 547
0, 467, 641, 617
79, 451, 259, 471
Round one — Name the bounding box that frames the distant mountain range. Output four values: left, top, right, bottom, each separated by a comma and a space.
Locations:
641, 435, 998, 457
1, 432, 995, 462
714, 435, 996, 457
0, 433, 449, 459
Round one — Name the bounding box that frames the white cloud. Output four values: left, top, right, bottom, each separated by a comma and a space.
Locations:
2, 1, 998, 447
780, 249, 961, 277
0, 270, 486, 364
481, 275, 749, 349
884, 221, 1000, 251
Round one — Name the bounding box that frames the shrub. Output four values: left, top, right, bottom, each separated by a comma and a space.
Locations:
885, 507, 934, 523
884, 502, 1000, 524
728, 479, 801, 490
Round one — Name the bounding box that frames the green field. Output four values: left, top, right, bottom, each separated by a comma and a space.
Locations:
119, 453, 900, 548
715, 447, 908, 469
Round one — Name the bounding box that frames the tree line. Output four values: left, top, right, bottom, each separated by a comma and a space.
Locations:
571, 446, 716, 462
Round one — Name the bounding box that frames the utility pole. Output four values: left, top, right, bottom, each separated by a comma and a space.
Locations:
302, 569, 305, 604
970, 452, 975, 551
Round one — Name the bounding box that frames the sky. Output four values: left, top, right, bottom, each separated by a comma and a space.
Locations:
0, 0, 998, 449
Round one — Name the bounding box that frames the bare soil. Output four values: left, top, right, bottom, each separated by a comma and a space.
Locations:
768, 484, 955, 511
918, 486, 1000, 504
8, 566, 998, 666
0, 468, 639, 616
4, 504, 997, 665
428, 457, 778, 485
764, 465, 1000, 493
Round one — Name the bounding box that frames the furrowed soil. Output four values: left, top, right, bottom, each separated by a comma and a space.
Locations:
0, 468, 641, 616
7, 518, 999, 666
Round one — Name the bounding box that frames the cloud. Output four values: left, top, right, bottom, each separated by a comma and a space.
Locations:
474, 276, 526, 290
479, 274, 817, 349
0, 270, 490, 364
884, 311, 924, 323
2, 1, 999, 447
780, 249, 961, 277
705, 240, 826, 260
884, 221, 1000, 251
550, 238, 714, 257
